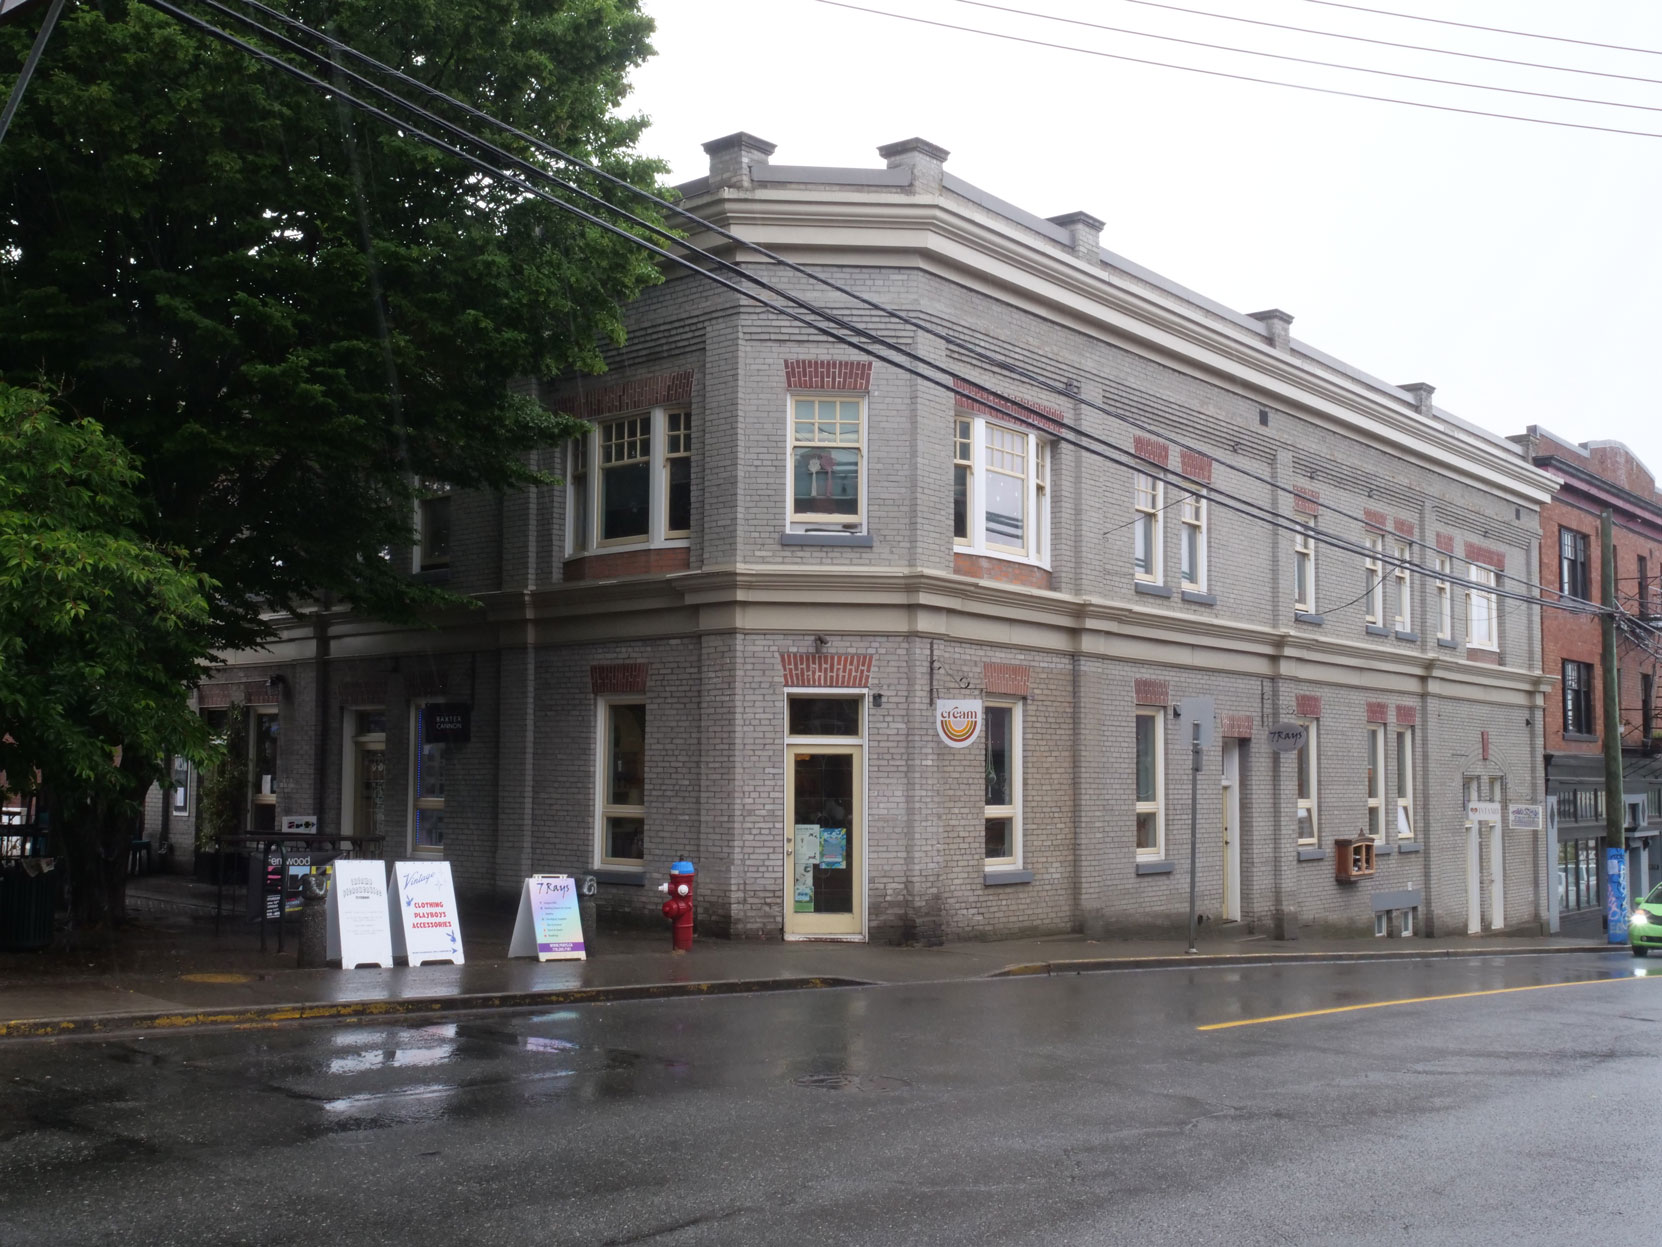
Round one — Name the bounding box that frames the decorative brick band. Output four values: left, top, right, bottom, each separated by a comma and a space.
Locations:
199, 679, 280, 709
591, 662, 648, 696
564, 547, 692, 582
1293, 489, 1319, 516
1467, 648, 1499, 666
1396, 704, 1417, 726
1133, 434, 1170, 468
1435, 531, 1455, 554
1393, 517, 1416, 538
1366, 701, 1389, 723
953, 552, 1054, 590
405, 671, 450, 698
557, 371, 694, 420
983, 663, 1031, 697
1134, 678, 1170, 706
1363, 508, 1388, 532
1481, 729, 1490, 761
1295, 693, 1322, 718
1221, 713, 1254, 739
780, 652, 873, 689
1463, 540, 1506, 571
1179, 449, 1213, 484
339, 680, 386, 707
785, 360, 873, 393
953, 380, 1064, 433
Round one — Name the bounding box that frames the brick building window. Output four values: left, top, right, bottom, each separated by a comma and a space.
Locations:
1133, 473, 1163, 583
1366, 724, 1385, 838
598, 701, 647, 867
1563, 660, 1595, 736
568, 438, 589, 552
1467, 564, 1499, 650
1395, 727, 1414, 839
1364, 535, 1385, 625
1434, 554, 1452, 641
1135, 708, 1164, 856
1180, 491, 1207, 591
252, 710, 279, 832
600, 415, 652, 543
566, 408, 694, 556
1391, 541, 1412, 632
1293, 520, 1316, 612
791, 395, 863, 525
953, 418, 973, 542
983, 702, 1021, 867
664, 410, 692, 538
416, 481, 452, 571
955, 419, 1049, 562
170, 756, 190, 815
1560, 528, 1590, 601
1296, 720, 1319, 844
1639, 556, 1651, 619
411, 704, 448, 855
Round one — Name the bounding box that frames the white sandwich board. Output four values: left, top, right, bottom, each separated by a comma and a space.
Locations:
325, 859, 395, 969
508, 874, 587, 962
388, 860, 465, 966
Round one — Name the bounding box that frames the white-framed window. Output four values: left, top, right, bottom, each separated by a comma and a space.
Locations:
566, 408, 694, 557
1435, 553, 1452, 641
1395, 726, 1415, 839
252, 709, 279, 832
1180, 491, 1207, 591
954, 416, 1051, 564
1135, 707, 1164, 857
790, 394, 863, 527
410, 703, 448, 855
416, 481, 452, 571
1467, 563, 1499, 650
1364, 534, 1385, 625
1392, 541, 1412, 632
1293, 519, 1316, 612
170, 756, 190, 815
1296, 718, 1318, 844
983, 701, 1021, 867
596, 700, 646, 867
1134, 473, 1163, 583
1366, 723, 1385, 839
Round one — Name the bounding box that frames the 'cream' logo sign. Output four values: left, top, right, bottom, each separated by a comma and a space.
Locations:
936, 699, 983, 748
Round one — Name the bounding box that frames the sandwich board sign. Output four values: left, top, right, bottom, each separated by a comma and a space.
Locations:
326, 860, 394, 969
508, 874, 586, 962
389, 860, 465, 966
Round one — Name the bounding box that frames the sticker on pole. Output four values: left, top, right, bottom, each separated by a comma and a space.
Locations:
1266, 722, 1307, 754
936, 699, 983, 748
326, 860, 394, 969
389, 860, 465, 966
508, 875, 586, 962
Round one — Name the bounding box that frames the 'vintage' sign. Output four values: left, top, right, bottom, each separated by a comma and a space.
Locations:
936, 699, 983, 748
389, 860, 465, 966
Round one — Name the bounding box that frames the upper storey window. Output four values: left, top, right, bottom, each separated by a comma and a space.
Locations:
791, 396, 863, 527
566, 407, 693, 556
955, 415, 1050, 565
1560, 528, 1590, 601
1133, 472, 1162, 583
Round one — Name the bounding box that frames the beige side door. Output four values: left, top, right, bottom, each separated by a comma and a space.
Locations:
784, 744, 863, 938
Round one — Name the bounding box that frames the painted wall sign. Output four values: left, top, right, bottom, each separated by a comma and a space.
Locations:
1266, 722, 1307, 754
936, 699, 983, 748
422, 703, 471, 744
508, 875, 586, 961
1508, 804, 1542, 831
326, 860, 394, 968
389, 860, 465, 966
1467, 802, 1502, 823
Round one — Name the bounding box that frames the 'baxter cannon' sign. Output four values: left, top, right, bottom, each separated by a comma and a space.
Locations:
422, 703, 471, 744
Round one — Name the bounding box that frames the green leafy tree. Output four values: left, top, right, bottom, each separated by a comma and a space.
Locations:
0, 384, 215, 926
0, 2, 666, 920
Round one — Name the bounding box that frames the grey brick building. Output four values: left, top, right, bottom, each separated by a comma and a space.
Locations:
177, 133, 1558, 943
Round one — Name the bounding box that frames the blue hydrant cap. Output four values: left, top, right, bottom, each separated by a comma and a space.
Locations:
671, 860, 695, 874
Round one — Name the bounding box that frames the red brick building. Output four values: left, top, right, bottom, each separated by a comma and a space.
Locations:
1511, 428, 1662, 933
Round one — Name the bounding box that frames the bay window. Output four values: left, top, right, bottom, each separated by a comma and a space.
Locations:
566, 407, 694, 556
953, 415, 1051, 564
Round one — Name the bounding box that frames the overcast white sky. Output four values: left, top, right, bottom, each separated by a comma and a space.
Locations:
627, 0, 1662, 474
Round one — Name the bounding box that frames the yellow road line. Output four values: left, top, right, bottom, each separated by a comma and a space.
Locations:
1198, 974, 1643, 1031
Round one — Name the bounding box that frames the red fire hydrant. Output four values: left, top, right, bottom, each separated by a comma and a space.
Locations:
658, 859, 696, 952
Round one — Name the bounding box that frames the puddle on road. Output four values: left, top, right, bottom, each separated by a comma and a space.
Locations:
792, 1073, 910, 1092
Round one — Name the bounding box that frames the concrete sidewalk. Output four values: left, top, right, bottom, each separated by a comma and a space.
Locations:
0, 876, 1615, 1039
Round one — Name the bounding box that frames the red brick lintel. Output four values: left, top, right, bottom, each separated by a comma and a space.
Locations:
591, 662, 647, 696
554, 371, 694, 420
983, 663, 1031, 697
953, 379, 1064, 433
781, 652, 873, 689
1135, 678, 1170, 706
786, 360, 873, 393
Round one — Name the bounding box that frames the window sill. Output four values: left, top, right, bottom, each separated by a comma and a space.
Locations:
1365, 624, 1391, 638
1467, 644, 1499, 655
592, 868, 646, 886
1294, 611, 1324, 626
781, 531, 872, 548
1562, 732, 1599, 743
1396, 842, 1422, 854
983, 868, 1033, 886
1134, 581, 1173, 598
1180, 590, 1217, 606
414, 567, 452, 584
1135, 859, 1174, 875
1437, 637, 1459, 649
1296, 847, 1326, 861
1394, 630, 1420, 642
1374, 843, 1394, 856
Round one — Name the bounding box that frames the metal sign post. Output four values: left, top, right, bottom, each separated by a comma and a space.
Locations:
1176, 696, 1214, 956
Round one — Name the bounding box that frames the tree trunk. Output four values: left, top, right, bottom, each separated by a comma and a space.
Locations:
58, 750, 158, 930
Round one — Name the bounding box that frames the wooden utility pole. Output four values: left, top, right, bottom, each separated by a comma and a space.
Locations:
1602, 510, 1628, 938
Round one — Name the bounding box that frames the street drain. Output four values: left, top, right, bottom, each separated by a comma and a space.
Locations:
792, 1073, 909, 1092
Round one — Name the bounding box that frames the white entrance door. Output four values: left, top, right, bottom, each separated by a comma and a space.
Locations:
783, 694, 865, 939
1485, 779, 1505, 931
1221, 740, 1241, 922
1464, 778, 1482, 935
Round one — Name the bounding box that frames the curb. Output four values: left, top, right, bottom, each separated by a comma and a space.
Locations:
989, 943, 1615, 977
0, 975, 870, 1041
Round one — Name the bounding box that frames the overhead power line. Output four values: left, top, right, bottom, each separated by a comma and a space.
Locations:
947, 0, 1662, 115
811, 0, 1662, 140
138, 0, 1596, 618
1081, 0, 1662, 87
1298, 0, 1662, 58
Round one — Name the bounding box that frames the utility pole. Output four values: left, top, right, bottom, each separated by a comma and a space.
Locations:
0, 0, 67, 148
1602, 509, 1628, 942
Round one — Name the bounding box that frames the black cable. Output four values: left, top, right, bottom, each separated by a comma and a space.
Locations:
1077, 0, 1662, 86
947, 0, 1662, 115
1299, 0, 1662, 58
811, 0, 1662, 140
208, 0, 1585, 610
146, 0, 1601, 618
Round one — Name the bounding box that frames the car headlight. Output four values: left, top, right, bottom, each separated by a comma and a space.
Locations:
1634, 909, 1653, 926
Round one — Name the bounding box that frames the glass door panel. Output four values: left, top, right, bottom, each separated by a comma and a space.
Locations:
785, 746, 861, 936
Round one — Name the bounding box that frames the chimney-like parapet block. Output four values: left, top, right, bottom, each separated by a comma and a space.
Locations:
1247, 308, 1294, 352
877, 137, 950, 194
1047, 211, 1105, 263
702, 132, 777, 190
1399, 382, 1436, 416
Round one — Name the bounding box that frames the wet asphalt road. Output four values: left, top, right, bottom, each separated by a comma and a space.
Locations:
1, 951, 1657, 1246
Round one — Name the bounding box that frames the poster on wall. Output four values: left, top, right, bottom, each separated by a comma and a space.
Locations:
508, 874, 586, 961
936, 699, 983, 748
818, 828, 847, 870
326, 860, 394, 969
1508, 804, 1542, 831
793, 824, 819, 912
389, 860, 465, 966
